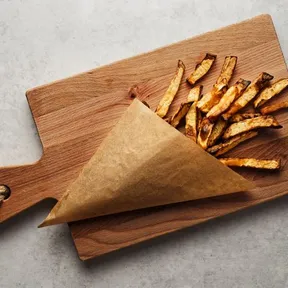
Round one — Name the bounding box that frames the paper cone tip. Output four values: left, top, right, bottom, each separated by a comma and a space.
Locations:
38, 209, 61, 228
38, 218, 53, 228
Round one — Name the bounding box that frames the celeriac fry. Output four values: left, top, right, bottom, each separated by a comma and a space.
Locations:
185, 103, 198, 141
187, 85, 203, 102
156, 60, 185, 118
207, 131, 258, 156
207, 79, 251, 121
260, 100, 288, 115
208, 118, 227, 147
185, 88, 201, 141
216, 56, 238, 85
197, 83, 227, 113
229, 113, 261, 123
197, 56, 237, 113
170, 102, 192, 128
223, 115, 282, 139
222, 72, 273, 120
186, 54, 216, 85
219, 158, 281, 170
254, 78, 288, 108
197, 118, 214, 150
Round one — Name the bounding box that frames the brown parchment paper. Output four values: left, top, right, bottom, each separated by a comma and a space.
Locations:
40, 99, 254, 227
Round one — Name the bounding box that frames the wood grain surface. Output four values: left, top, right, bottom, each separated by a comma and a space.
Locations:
1, 14, 288, 260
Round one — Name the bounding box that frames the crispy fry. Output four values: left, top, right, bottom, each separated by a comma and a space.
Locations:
254, 78, 288, 108
197, 82, 227, 113
207, 79, 251, 121
187, 85, 203, 102
197, 118, 214, 150
219, 158, 281, 170
222, 72, 273, 120
208, 118, 227, 147
186, 54, 216, 85
156, 60, 185, 118
185, 89, 201, 141
216, 56, 238, 85
185, 103, 198, 141
197, 56, 237, 113
170, 102, 192, 128
229, 113, 261, 123
223, 115, 282, 139
260, 100, 288, 115
208, 131, 258, 156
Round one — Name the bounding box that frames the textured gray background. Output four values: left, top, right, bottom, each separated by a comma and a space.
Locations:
1, 1, 288, 287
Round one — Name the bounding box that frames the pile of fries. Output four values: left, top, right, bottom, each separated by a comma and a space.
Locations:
153, 54, 288, 170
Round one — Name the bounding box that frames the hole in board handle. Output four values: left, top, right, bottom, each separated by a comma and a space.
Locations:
0, 185, 11, 202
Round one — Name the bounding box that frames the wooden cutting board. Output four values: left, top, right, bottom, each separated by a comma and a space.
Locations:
1, 14, 288, 260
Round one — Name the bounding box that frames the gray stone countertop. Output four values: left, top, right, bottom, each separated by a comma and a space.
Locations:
1, 1, 288, 287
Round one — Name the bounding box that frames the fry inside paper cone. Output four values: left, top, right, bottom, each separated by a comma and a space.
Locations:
40, 99, 254, 227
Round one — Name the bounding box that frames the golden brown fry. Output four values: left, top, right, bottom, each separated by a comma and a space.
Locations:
229, 113, 261, 123
186, 54, 216, 85
260, 100, 288, 115
197, 82, 227, 113
254, 78, 288, 108
197, 118, 214, 150
187, 85, 203, 102
197, 56, 237, 113
216, 56, 238, 85
208, 118, 227, 147
222, 72, 273, 120
170, 102, 192, 128
185, 86, 202, 141
207, 79, 251, 121
156, 60, 185, 118
219, 158, 281, 170
208, 131, 258, 156
223, 115, 282, 139
185, 103, 198, 141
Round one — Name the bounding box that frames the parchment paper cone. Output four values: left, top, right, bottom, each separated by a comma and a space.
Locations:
40, 99, 254, 227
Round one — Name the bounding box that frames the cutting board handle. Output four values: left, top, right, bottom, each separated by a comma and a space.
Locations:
0, 159, 54, 222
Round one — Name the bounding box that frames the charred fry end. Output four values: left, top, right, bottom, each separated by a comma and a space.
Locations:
219, 158, 281, 170
177, 59, 186, 70
197, 118, 214, 150
254, 78, 288, 108
186, 53, 216, 86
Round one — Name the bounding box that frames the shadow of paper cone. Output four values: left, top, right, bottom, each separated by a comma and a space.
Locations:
40, 99, 254, 227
